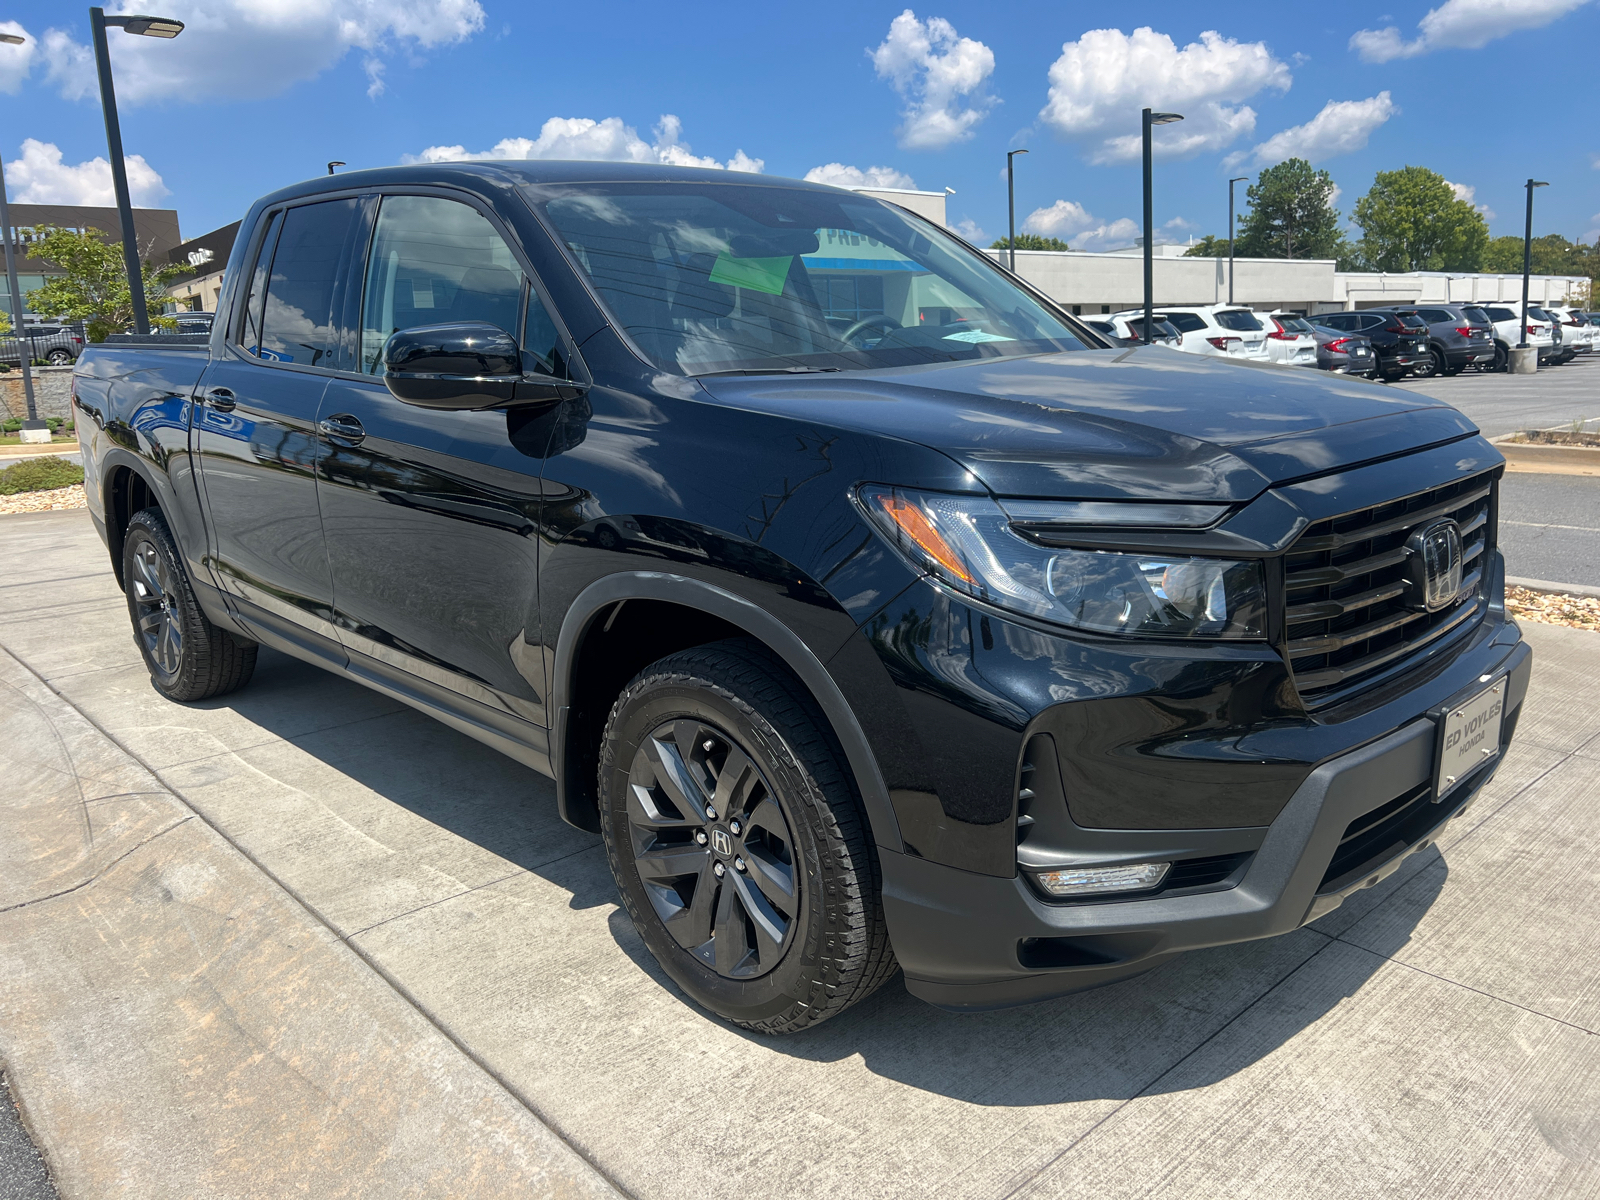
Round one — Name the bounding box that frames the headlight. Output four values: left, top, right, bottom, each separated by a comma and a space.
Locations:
859, 486, 1266, 639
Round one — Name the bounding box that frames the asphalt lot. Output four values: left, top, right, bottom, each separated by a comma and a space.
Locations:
3, 508, 1600, 1198
1394, 351, 1600, 440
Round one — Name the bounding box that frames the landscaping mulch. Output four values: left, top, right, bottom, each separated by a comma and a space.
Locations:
0, 484, 87, 515
1507, 585, 1600, 632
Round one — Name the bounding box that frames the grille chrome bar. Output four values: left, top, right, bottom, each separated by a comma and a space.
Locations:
1290, 483, 1491, 554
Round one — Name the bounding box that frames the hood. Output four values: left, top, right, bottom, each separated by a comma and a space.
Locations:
696, 346, 1477, 501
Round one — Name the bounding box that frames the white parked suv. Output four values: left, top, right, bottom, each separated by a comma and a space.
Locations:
1115, 305, 1270, 361
1478, 303, 1555, 367
1084, 312, 1181, 348
1544, 306, 1595, 356
1259, 312, 1319, 367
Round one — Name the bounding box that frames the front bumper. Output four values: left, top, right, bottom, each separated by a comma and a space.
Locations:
882, 633, 1532, 1010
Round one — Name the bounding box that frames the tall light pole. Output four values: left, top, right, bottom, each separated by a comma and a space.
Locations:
1006, 149, 1029, 271
89, 8, 184, 337
1228, 175, 1248, 305
0, 32, 39, 433
1142, 109, 1184, 344
1518, 178, 1548, 351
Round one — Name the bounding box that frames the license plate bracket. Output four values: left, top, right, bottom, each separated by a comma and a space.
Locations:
1434, 678, 1506, 801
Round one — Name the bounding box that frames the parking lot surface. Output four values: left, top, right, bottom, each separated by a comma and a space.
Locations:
1395, 352, 1600, 440
3, 504, 1600, 1199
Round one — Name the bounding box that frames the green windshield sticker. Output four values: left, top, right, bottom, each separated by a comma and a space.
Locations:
942, 329, 1016, 343
708, 254, 791, 296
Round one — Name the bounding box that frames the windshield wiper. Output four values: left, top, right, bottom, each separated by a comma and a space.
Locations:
692, 366, 843, 378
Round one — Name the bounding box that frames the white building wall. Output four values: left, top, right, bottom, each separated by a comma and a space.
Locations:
984, 248, 1588, 314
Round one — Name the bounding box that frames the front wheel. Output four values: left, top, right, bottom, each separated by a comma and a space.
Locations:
122, 508, 258, 701
46, 349, 72, 365
598, 639, 896, 1033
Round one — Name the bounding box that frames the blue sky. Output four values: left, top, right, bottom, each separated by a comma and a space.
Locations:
1, 1, 1596, 252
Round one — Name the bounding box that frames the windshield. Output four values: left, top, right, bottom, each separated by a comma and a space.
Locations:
528, 182, 1089, 374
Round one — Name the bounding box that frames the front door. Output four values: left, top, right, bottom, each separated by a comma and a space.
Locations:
193, 198, 362, 651
317, 193, 577, 731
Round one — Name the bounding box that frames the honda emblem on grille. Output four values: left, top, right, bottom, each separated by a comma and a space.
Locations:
711, 828, 732, 857
1404, 519, 1464, 612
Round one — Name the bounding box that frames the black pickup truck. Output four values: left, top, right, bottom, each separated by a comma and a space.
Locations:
75, 162, 1531, 1032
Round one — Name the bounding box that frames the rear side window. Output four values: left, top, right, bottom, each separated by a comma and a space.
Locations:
1359, 315, 1388, 330
1214, 309, 1262, 332
257, 199, 360, 368
1462, 307, 1489, 324
1416, 309, 1452, 323
238, 210, 283, 356
1086, 320, 1115, 334
360, 195, 525, 374
1484, 307, 1515, 321
1163, 312, 1207, 333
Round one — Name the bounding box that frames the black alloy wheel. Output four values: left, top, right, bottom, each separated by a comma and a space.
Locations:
122, 508, 258, 701
598, 639, 897, 1033
1410, 348, 1438, 379
1492, 342, 1510, 372
625, 717, 798, 978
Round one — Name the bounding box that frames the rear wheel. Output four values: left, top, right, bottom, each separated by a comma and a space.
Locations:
46, 349, 72, 365
123, 508, 258, 701
1492, 342, 1510, 372
1411, 348, 1438, 379
598, 639, 896, 1033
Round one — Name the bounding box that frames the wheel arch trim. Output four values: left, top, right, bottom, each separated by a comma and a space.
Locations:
551, 571, 902, 853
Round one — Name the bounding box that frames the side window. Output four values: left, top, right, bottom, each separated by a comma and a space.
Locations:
1165, 312, 1206, 334
256, 199, 359, 368
360, 195, 525, 374
522, 287, 569, 379
237, 210, 283, 356
1359, 315, 1387, 331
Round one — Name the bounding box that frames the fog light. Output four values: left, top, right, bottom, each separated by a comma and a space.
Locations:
1034, 862, 1170, 897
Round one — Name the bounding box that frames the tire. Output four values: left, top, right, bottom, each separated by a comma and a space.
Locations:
1492, 342, 1509, 372
1411, 348, 1438, 379
598, 638, 896, 1034
122, 508, 258, 701
46, 349, 71, 365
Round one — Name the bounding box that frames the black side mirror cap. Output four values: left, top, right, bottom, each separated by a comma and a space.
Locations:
382, 322, 584, 411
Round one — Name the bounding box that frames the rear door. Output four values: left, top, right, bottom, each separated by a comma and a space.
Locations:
193, 197, 363, 653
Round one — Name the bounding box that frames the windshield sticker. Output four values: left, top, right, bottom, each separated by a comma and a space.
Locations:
708, 254, 791, 296
942, 329, 1016, 344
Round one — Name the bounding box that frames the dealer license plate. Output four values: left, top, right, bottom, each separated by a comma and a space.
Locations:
1436, 678, 1505, 800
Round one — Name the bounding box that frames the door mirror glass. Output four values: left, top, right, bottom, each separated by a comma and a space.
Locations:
383, 322, 521, 410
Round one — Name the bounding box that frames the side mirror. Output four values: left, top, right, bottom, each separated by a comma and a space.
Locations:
382, 322, 582, 411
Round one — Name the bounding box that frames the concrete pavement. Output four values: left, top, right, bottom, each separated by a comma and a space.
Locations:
4, 508, 1600, 1199
1395, 351, 1600, 440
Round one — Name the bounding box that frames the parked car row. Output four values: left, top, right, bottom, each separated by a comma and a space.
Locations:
1100, 300, 1592, 379
0, 322, 85, 366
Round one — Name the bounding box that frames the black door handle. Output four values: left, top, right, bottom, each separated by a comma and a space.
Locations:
318, 414, 365, 444
206, 387, 236, 412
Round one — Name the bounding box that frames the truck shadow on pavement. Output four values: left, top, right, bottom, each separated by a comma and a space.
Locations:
195, 648, 1443, 1109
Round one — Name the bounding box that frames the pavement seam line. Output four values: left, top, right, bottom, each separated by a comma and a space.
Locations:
15, 648, 637, 1200
140, 702, 422, 774
0, 815, 193, 914
995, 931, 1343, 1200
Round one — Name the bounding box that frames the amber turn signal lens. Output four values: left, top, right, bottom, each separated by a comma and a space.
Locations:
873, 491, 974, 584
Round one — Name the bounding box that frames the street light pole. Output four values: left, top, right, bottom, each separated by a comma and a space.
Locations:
88, 7, 184, 337
1518, 178, 1548, 351
1228, 175, 1247, 306
1142, 108, 1184, 345
1006, 149, 1028, 272
0, 32, 38, 429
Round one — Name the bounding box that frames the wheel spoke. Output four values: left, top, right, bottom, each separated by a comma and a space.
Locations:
729, 871, 786, 969
159, 617, 180, 672
712, 878, 747, 975
634, 843, 709, 884
744, 797, 787, 842
138, 610, 164, 633
743, 847, 797, 915
711, 746, 761, 821
663, 862, 719, 951
644, 732, 709, 818
627, 778, 697, 831
134, 549, 163, 596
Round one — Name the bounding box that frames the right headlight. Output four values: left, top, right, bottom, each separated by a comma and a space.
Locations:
859, 486, 1266, 639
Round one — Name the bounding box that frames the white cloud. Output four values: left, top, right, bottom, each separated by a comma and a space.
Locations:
803, 163, 917, 189
1039, 28, 1291, 164
871, 10, 996, 150
4, 138, 169, 207
409, 115, 764, 173
0, 21, 33, 93
1351, 0, 1590, 62
31, 0, 484, 104
1446, 179, 1497, 220
1023, 200, 1194, 250
1228, 92, 1396, 168
951, 217, 989, 243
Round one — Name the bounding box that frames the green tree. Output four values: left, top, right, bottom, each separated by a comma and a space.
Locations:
1350, 167, 1489, 272
990, 234, 1072, 251
1234, 159, 1349, 261
22, 225, 186, 342
1181, 235, 1229, 257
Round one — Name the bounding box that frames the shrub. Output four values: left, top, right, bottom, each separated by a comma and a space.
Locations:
0, 456, 84, 495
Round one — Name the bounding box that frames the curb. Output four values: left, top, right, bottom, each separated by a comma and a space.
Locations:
1490, 433, 1600, 476
1506, 575, 1600, 600
0, 444, 79, 460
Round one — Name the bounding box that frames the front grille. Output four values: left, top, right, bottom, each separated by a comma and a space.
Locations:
1284, 472, 1494, 707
